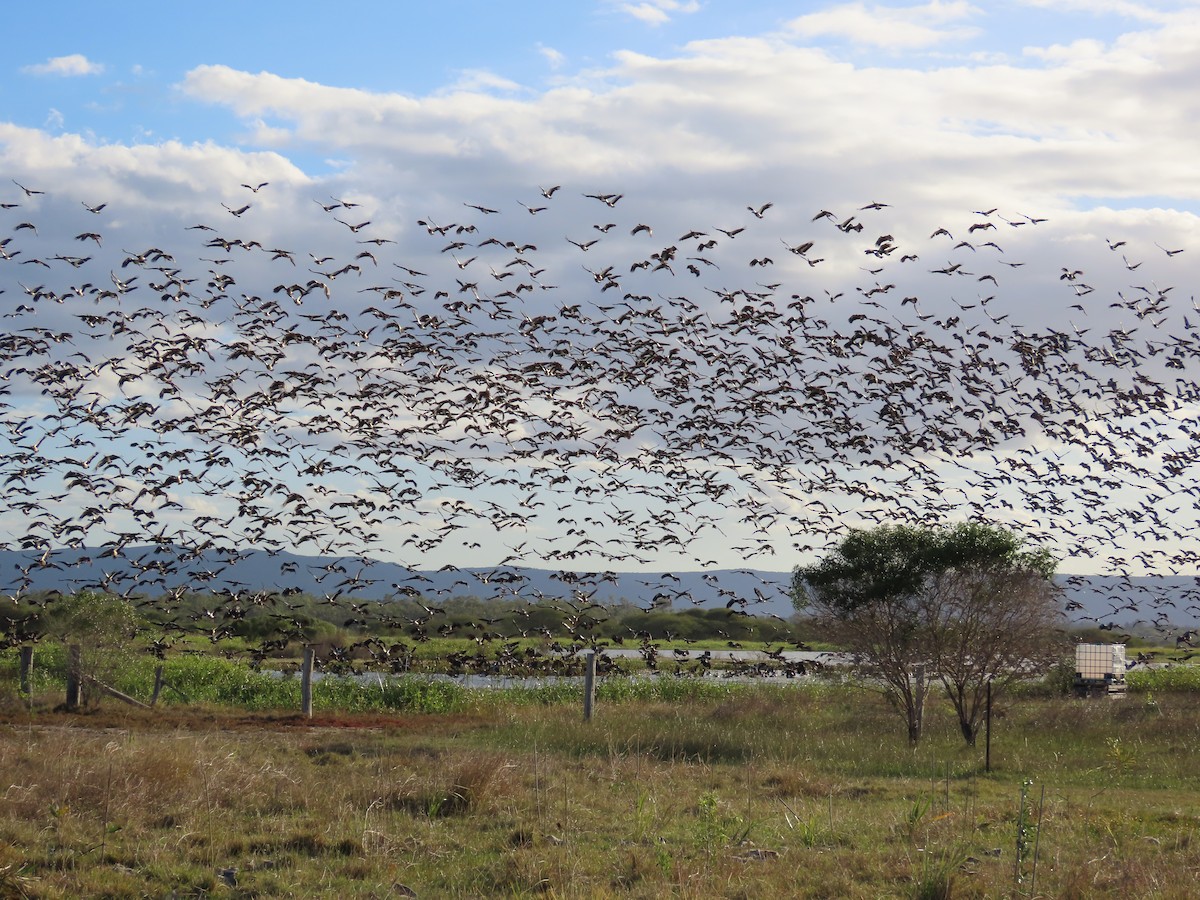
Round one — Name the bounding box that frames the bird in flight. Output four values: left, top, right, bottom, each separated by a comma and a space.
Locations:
0, 177, 1189, 661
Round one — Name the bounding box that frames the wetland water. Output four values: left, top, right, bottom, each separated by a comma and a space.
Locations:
275, 649, 850, 689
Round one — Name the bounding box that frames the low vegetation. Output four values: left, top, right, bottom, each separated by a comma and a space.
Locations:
7, 591, 810, 648
1, 647, 1200, 898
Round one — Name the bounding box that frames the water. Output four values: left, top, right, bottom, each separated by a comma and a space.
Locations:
268, 649, 852, 690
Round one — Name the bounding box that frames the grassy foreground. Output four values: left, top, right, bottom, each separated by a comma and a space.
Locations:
1, 674, 1199, 898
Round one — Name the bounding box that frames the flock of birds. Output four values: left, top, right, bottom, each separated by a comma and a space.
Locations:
2, 173, 1199, 668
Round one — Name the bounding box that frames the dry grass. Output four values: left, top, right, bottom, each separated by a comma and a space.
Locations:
0, 688, 1198, 896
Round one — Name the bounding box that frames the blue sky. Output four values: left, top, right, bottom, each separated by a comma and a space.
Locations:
4, 1, 1188, 151
2, 1, 1200, 577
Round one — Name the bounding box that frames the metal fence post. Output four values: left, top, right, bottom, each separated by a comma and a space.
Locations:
301, 647, 315, 718
985, 677, 993, 773
583, 650, 597, 721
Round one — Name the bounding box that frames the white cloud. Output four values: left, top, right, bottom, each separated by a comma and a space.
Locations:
784, 1, 981, 49
43, 108, 64, 130
1013, 0, 1172, 22
244, 118, 294, 147
440, 69, 524, 94
0, 123, 309, 217
538, 44, 566, 69
615, 0, 702, 26
22, 54, 105, 77
167, 19, 1200, 355
171, 11, 1200, 211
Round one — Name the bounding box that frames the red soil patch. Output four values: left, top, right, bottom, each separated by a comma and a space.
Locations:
0, 702, 491, 735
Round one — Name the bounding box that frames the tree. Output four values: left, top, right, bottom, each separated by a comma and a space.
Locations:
44, 591, 143, 705
920, 563, 1064, 743
792, 522, 1063, 745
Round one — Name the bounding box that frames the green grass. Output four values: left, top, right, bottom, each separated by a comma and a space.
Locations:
3, 682, 1200, 897
5, 645, 1200, 896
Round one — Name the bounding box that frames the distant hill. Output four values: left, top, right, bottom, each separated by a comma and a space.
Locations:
2, 546, 1197, 627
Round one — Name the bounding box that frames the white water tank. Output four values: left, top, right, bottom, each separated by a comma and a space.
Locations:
1074, 643, 1126, 697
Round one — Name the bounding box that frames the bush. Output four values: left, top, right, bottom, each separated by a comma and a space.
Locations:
42, 592, 143, 704
1011, 656, 1076, 698
1128, 667, 1200, 693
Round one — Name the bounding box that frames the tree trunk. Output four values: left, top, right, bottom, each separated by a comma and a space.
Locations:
907, 715, 923, 745
944, 679, 981, 746
959, 716, 977, 746
905, 676, 926, 745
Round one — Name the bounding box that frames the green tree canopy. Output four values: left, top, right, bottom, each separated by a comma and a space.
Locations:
792, 522, 1056, 616
792, 522, 1062, 745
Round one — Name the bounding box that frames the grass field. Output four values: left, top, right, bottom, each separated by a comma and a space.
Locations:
1, 655, 1199, 898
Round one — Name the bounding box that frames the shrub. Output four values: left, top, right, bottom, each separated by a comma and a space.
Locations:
41, 592, 143, 704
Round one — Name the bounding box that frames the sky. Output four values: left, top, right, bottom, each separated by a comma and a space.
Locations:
2, 0, 1200, 580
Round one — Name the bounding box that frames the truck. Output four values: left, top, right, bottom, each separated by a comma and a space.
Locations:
1073, 643, 1127, 698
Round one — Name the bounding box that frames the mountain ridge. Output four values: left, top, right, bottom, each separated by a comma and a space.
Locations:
3, 546, 1197, 627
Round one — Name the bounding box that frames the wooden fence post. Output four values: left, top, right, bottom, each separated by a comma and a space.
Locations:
151, 665, 165, 707
19, 646, 33, 696
583, 650, 597, 721
65, 645, 82, 710
301, 647, 315, 718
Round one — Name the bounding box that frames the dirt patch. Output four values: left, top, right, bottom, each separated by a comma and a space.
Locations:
0, 704, 492, 735
249, 710, 492, 731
